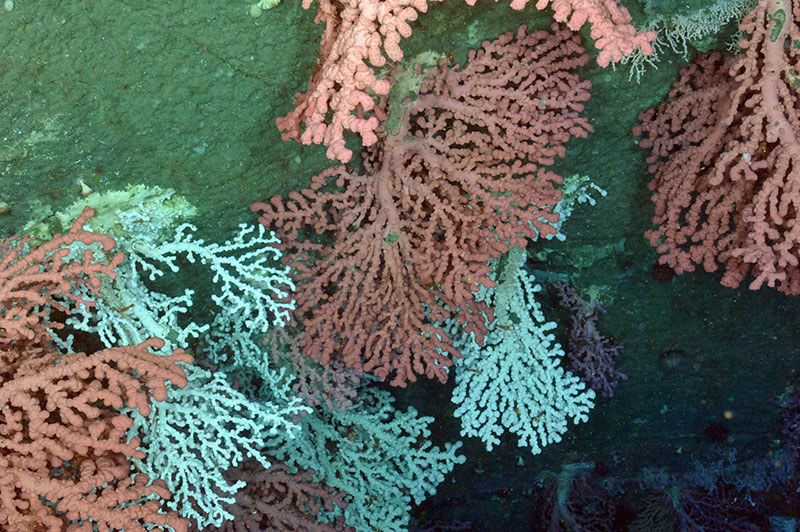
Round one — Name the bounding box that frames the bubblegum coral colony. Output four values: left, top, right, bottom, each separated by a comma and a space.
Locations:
256, 22, 594, 387
2, 0, 799, 530
634, 0, 800, 294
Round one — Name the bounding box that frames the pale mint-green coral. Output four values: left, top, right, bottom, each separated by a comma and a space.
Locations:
269, 387, 466, 532
450, 246, 596, 454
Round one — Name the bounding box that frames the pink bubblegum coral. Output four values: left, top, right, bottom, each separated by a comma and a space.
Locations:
633, 0, 800, 294
490, 0, 656, 66
1, 206, 123, 346
277, 0, 654, 162
0, 208, 192, 532
1, 339, 193, 532
275, 0, 408, 163
256, 24, 592, 386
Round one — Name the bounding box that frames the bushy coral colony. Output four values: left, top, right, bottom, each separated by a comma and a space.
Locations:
2, 0, 800, 530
